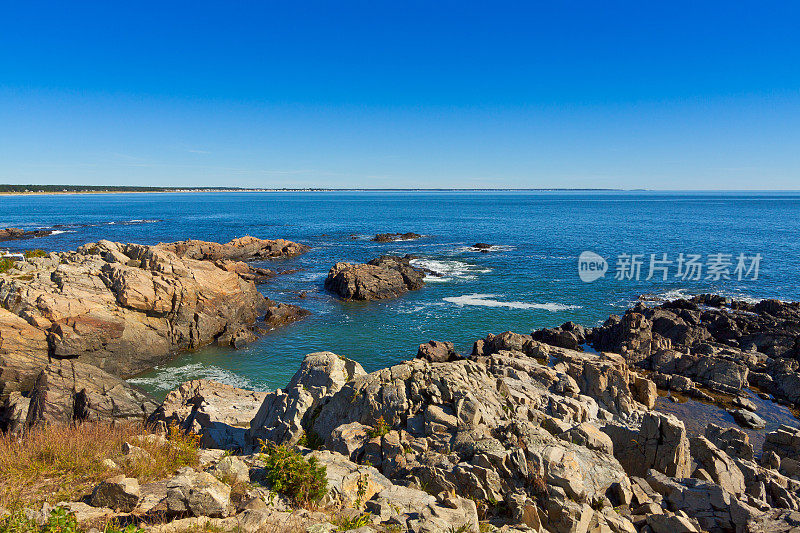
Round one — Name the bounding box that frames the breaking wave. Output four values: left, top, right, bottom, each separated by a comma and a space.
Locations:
128, 363, 264, 393
444, 293, 581, 311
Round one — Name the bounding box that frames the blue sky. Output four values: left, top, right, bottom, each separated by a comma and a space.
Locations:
1, 1, 798, 189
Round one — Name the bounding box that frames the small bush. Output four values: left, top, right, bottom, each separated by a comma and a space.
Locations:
332, 512, 371, 531
0, 258, 13, 274
296, 430, 324, 450
259, 442, 327, 507
366, 416, 390, 439
23, 249, 47, 259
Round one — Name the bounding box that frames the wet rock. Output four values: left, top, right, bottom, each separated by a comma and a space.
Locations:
730, 408, 767, 429
371, 232, 422, 242
0, 227, 53, 241
90, 475, 141, 512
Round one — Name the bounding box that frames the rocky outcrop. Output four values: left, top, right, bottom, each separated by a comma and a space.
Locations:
156, 236, 309, 261
247, 352, 366, 448
371, 232, 422, 242
604, 412, 692, 478
25, 358, 157, 429
0, 236, 308, 430
0, 227, 53, 241
148, 379, 268, 450
324, 255, 425, 301
416, 340, 461, 362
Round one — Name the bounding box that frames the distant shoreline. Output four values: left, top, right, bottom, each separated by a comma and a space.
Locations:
0, 186, 622, 196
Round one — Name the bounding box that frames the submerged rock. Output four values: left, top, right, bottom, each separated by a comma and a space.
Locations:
371, 232, 422, 242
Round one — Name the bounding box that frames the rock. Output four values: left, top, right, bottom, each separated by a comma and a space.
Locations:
308, 450, 393, 508
156, 236, 309, 261
690, 436, 746, 496
150, 379, 268, 450
646, 513, 699, 533
416, 340, 460, 363
165, 470, 232, 517
562, 422, 614, 455
1, 237, 307, 428
763, 425, 800, 462
25, 358, 157, 429
0, 227, 53, 241
90, 475, 140, 512
324, 256, 425, 300
247, 352, 365, 448
55, 502, 116, 525
365, 484, 479, 533
730, 408, 766, 429
705, 423, 754, 461
213, 456, 250, 485
1, 391, 30, 434
630, 375, 657, 409
371, 232, 422, 242
605, 412, 691, 478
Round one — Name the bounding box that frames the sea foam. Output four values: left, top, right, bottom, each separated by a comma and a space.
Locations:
444, 293, 581, 311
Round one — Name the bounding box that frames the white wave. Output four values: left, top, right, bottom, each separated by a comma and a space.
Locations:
49, 230, 76, 235
457, 244, 516, 253
128, 363, 262, 392
424, 275, 453, 282
298, 272, 327, 282
444, 293, 581, 311
410, 258, 491, 281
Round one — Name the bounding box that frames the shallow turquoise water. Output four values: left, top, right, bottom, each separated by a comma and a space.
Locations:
3, 190, 799, 396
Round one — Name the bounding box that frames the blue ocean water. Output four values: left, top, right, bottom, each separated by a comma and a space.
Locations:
3, 191, 799, 397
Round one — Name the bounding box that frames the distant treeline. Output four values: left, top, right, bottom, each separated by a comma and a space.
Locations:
0, 185, 245, 193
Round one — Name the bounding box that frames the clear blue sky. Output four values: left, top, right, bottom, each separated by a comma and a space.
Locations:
1, 1, 798, 189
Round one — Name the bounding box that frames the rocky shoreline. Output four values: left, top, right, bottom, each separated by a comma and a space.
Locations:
0, 236, 309, 433
4, 243, 800, 533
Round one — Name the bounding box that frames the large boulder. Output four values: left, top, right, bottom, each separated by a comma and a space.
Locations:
604, 412, 691, 479
247, 352, 365, 448
324, 256, 425, 301
156, 236, 309, 261
164, 469, 232, 518
149, 380, 268, 450
25, 359, 157, 429
690, 436, 746, 496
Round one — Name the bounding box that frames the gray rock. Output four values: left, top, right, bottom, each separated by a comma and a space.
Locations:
90, 475, 140, 512
165, 470, 231, 517
213, 456, 250, 485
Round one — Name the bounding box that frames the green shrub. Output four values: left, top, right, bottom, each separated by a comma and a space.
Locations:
0, 507, 78, 533
0, 258, 13, 274
259, 442, 327, 507
333, 512, 372, 531
23, 250, 47, 259
366, 416, 390, 439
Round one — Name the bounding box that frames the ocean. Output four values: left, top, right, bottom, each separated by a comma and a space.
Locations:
3, 190, 799, 397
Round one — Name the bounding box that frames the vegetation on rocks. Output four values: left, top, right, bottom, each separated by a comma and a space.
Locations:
22, 249, 47, 259
0, 257, 13, 274
258, 442, 328, 507
0, 422, 199, 510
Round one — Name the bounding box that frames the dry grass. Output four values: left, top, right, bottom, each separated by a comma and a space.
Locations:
0, 421, 200, 510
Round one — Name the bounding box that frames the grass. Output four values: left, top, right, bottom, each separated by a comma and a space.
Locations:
0, 258, 14, 274
23, 250, 47, 259
331, 512, 371, 531
0, 506, 147, 533
258, 442, 327, 508
0, 421, 200, 511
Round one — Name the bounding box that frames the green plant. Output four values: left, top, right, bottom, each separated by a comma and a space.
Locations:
0, 507, 79, 533
447, 526, 471, 533
0, 258, 14, 274
297, 430, 324, 450
258, 442, 327, 507
42, 507, 77, 533
23, 250, 47, 259
366, 416, 390, 439
333, 513, 371, 531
